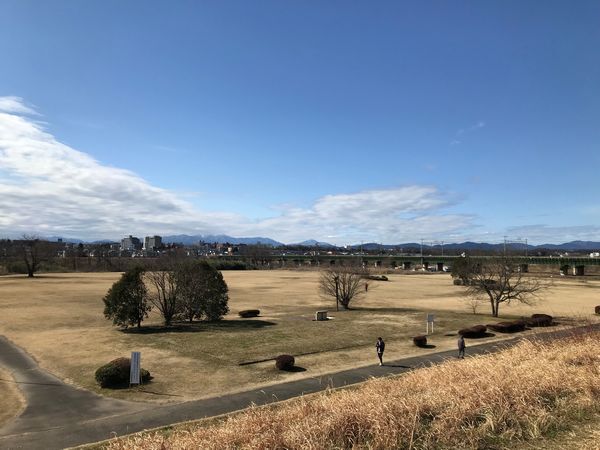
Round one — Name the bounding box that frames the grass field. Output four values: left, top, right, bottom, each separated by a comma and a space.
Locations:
0, 270, 598, 404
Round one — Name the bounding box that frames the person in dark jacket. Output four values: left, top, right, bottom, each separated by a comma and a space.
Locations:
376, 337, 385, 366
457, 335, 466, 359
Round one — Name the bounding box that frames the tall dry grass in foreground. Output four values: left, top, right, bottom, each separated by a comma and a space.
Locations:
107, 331, 600, 450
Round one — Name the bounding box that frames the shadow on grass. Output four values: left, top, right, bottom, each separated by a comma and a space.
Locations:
136, 388, 184, 398
122, 319, 276, 334
416, 344, 437, 349
280, 366, 307, 373
351, 306, 423, 314
101, 376, 155, 391
464, 332, 496, 339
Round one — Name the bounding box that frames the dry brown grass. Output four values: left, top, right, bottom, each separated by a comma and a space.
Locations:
0, 368, 25, 427
105, 330, 600, 450
514, 412, 600, 450
0, 271, 598, 402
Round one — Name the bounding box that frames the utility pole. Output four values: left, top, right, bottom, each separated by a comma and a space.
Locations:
420, 238, 424, 269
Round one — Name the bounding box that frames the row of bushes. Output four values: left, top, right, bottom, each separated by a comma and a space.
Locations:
413, 313, 556, 348
97, 351, 296, 389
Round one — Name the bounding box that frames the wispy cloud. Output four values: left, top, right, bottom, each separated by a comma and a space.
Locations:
450, 120, 485, 146
0, 97, 477, 244
0, 96, 39, 116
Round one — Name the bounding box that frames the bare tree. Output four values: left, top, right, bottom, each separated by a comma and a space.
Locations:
465, 296, 484, 314
145, 269, 179, 326
319, 267, 367, 310
465, 257, 547, 317
21, 235, 53, 277
239, 244, 273, 267
451, 255, 478, 284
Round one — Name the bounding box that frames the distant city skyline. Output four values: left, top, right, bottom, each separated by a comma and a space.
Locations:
1, 1, 599, 245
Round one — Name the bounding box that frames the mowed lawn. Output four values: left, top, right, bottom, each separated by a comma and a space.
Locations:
0, 270, 598, 404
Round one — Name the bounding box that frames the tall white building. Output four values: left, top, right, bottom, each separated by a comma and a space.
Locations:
144, 235, 162, 251
121, 235, 142, 251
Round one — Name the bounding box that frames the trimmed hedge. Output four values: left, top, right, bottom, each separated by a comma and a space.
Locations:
487, 321, 526, 333
458, 325, 487, 338
413, 335, 428, 347
95, 357, 151, 388
526, 314, 553, 327
275, 354, 295, 370
368, 275, 389, 281
239, 309, 260, 318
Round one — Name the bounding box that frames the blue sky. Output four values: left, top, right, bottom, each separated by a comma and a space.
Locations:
1, 1, 599, 244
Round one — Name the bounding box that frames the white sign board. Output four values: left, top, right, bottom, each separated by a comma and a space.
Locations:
426, 314, 435, 334
130, 351, 141, 385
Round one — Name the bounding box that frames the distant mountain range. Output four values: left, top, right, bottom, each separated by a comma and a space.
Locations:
162, 234, 284, 247
34, 235, 600, 251
293, 239, 336, 248
351, 240, 600, 252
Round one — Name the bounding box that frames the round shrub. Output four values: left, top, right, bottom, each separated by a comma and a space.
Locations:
239, 309, 260, 318
275, 354, 295, 370
595, 305, 600, 315
458, 325, 487, 338
527, 314, 553, 327
95, 357, 151, 388
453, 279, 463, 286
413, 335, 427, 347
487, 321, 526, 333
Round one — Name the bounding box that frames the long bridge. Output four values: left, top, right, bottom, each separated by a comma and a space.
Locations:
228, 254, 600, 276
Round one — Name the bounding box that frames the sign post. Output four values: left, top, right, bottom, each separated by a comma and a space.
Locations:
130, 351, 141, 386
426, 313, 435, 334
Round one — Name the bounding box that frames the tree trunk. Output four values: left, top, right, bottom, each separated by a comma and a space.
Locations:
490, 299, 498, 317
490, 299, 499, 317
27, 270, 34, 278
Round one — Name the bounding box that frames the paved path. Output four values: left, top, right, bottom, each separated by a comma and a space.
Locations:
0, 324, 597, 450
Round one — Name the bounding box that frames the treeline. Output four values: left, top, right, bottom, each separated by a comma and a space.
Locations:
0, 238, 254, 276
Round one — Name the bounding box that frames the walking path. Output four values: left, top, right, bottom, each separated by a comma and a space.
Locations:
0, 324, 597, 450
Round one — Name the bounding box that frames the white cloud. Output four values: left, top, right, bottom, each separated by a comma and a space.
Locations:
0, 97, 476, 244
0, 96, 38, 115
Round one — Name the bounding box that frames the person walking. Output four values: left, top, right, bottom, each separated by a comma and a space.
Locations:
457, 335, 466, 359
376, 337, 385, 366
